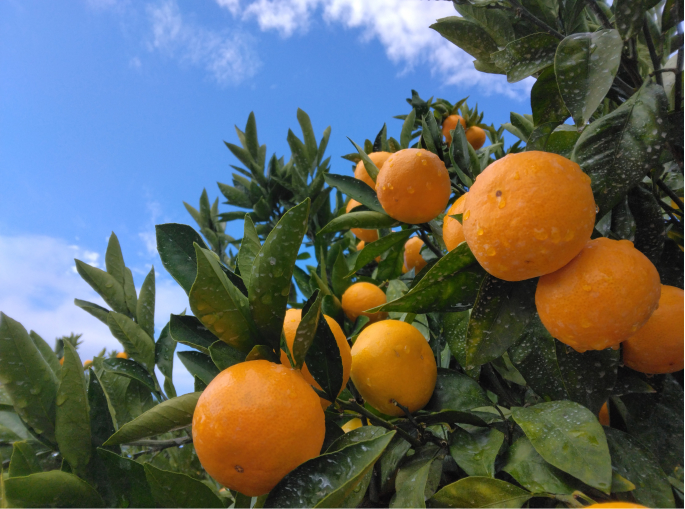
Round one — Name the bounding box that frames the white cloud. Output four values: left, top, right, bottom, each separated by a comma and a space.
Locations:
138, 200, 163, 257
147, 0, 261, 85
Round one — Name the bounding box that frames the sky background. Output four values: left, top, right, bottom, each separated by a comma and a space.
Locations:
0, 0, 532, 395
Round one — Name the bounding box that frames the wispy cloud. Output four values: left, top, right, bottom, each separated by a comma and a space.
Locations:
146, 0, 261, 85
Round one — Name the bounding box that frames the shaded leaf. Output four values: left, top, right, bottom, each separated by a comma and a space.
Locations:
238, 215, 261, 290
5, 471, 104, 508
531, 63, 569, 126
324, 174, 384, 213
348, 229, 417, 277
292, 291, 322, 369
491, 34, 558, 83
97, 448, 155, 508
304, 313, 343, 402
429, 477, 532, 508
73, 299, 109, 325
169, 314, 216, 354
107, 312, 155, 371
390, 444, 441, 508
9, 441, 41, 478
74, 260, 127, 315
449, 427, 504, 477
177, 351, 219, 386
155, 223, 208, 295
318, 211, 398, 236
105, 232, 126, 289
144, 463, 223, 508
155, 322, 176, 399
101, 358, 157, 394
209, 340, 245, 370
425, 368, 491, 412
136, 267, 156, 339
431, 17, 499, 62
400, 110, 417, 149
29, 330, 60, 376
614, 0, 645, 40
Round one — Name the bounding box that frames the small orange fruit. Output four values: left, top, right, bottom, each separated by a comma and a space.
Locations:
536, 238, 661, 352
463, 151, 596, 281
443, 194, 467, 252
279, 309, 352, 408
346, 199, 379, 243
586, 504, 646, 508
116, 352, 128, 359
598, 402, 610, 426
350, 320, 437, 416
83, 359, 93, 368
404, 237, 427, 273
466, 126, 486, 149
341, 418, 363, 433
355, 152, 392, 189
376, 149, 451, 224
357, 241, 381, 262
622, 285, 684, 374
442, 115, 466, 145
59, 357, 64, 366
341, 282, 387, 324
192, 360, 325, 496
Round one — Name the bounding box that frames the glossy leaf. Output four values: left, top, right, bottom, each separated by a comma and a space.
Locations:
101, 358, 157, 393
155, 223, 209, 294
249, 199, 310, 350
449, 427, 504, 478
155, 322, 176, 399
189, 245, 255, 353
526, 123, 580, 158
123, 268, 138, 319
400, 109, 417, 149
74, 299, 109, 325
105, 232, 127, 288
327, 425, 388, 453
348, 138, 380, 181
348, 229, 417, 277
107, 312, 155, 371
209, 340, 245, 370
245, 344, 279, 362
511, 401, 612, 492
628, 185, 665, 264
324, 174, 384, 213
572, 82, 669, 216
29, 330, 60, 376
144, 463, 223, 508
169, 314, 217, 354
0, 313, 57, 441
429, 477, 532, 508
390, 444, 442, 508
491, 33, 558, 83
88, 368, 117, 448
75, 259, 128, 315
238, 215, 260, 290
177, 351, 219, 386
265, 431, 395, 508
413, 410, 487, 428
9, 441, 41, 477
614, 0, 645, 39
291, 291, 322, 369
425, 368, 491, 412
5, 471, 104, 508
465, 276, 537, 367
555, 29, 623, 128
104, 392, 200, 445
304, 313, 343, 402
531, 66, 569, 125
453, 3, 515, 47
97, 448, 155, 508
318, 211, 398, 236
431, 17, 499, 62
136, 266, 155, 339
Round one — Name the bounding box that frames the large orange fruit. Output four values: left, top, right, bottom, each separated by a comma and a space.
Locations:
466, 126, 486, 149
355, 152, 391, 189
622, 285, 684, 374
341, 282, 387, 324
443, 194, 467, 252
376, 149, 451, 224
192, 360, 325, 496
442, 115, 466, 145
536, 238, 661, 352
350, 320, 437, 416
404, 237, 427, 273
346, 199, 379, 243
463, 151, 596, 281
279, 308, 352, 408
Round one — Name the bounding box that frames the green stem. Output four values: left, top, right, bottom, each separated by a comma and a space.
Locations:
642, 20, 663, 87
656, 179, 684, 210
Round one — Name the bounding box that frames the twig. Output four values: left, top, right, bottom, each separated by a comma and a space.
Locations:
483, 363, 518, 408
656, 197, 683, 219
391, 399, 421, 429
129, 436, 193, 459
507, 0, 564, 39
585, 0, 612, 29
643, 20, 663, 87
492, 404, 512, 445
418, 229, 443, 258
336, 399, 423, 448
651, 67, 679, 75
656, 179, 684, 210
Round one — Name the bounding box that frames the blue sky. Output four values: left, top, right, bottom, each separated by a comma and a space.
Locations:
0, 0, 531, 395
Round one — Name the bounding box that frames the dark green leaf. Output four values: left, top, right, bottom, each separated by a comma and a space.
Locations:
88, 368, 116, 448
75, 260, 128, 315
453, 3, 516, 46
105, 232, 127, 289
9, 441, 41, 477
425, 368, 491, 412
526, 123, 580, 158
107, 312, 155, 371
97, 448, 155, 508
390, 444, 442, 508
373, 123, 388, 153
123, 268, 138, 319
238, 215, 261, 290
428, 477, 531, 508
74, 299, 109, 325
348, 138, 380, 182
304, 313, 343, 402
217, 182, 252, 208
209, 340, 245, 370
614, 0, 645, 39
531, 67, 569, 125
177, 352, 219, 386
287, 129, 312, 173
347, 229, 417, 277
323, 174, 384, 213
169, 314, 216, 354
155, 322, 176, 399
431, 17, 499, 62
380, 434, 413, 493
136, 267, 155, 339
449, 427, 504, 477
5, 471, 105, 507
400, 110, 417, 149
327, 425, 388, 453
491, 34, 558, 83
318, 211, 398, 236
292, 291, 322, 369
155, 223, 208, 295
321, 419, 345, 453
414, 410, 487, 428
144, 463, 223, 508
101, 358, 157, 393
331, 249, 351, 296
245, 344, 278, 362
29, 330, 60, 376
627, 185, 665, 264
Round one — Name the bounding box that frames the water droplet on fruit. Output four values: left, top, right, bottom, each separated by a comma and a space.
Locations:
407, 186, 415, 194
534, 228, 548, 240
463, 210, 470, 220
486, 247, 496, 256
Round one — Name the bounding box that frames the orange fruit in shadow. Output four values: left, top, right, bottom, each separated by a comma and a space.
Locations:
404, 237, 427, 273
466, 126, 486, 149
347, 199, 379, 243
355, 152, 392, 189
443, 194, 467, 252
442, 115, 466, 145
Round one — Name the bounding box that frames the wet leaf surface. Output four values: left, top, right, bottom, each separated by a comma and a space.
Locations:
425, 368, 491, 413
449, 427, 504, 477
106, 312, 156, 371
428, 476, 532, 508
390, 444, 441, 508
97, 448, 156, 508
144, 462, 223, 508
5, 470, 105, 508
155, 223, 208, 295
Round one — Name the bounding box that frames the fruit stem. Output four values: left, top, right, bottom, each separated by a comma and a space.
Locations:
418, 229, 443, 258
391, 399, 420, 428
336, 399, 424, 448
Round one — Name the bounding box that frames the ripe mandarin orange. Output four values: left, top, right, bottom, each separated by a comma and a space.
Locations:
59, 357, 64, 366
466, 126, 486, 149
341, 418, 363, 433
376, 149, 451, 224
279, 308, 351, 408
350, 320, 437, 416
598, 402, 610, 426
404, 237, 427, 273
192, 360, 325, 496
116, 352, 128, 359
341, 282, 387, 324
622, 285, 684, 374
83, 360, 93, 368
462, 151, 596, 281
443, 194, 467, 252
354, 152, 391, 189
442, 115, 466, 145
346, 199, 379, 243
536, 238, 661, 352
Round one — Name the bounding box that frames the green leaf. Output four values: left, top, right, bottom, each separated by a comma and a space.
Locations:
614, 0, 645, 40
431, 17, 499, 62
371, 243, 483, 313
425, 368, 491, 412
74, 299, 109, 325
526, 123, 580, 158
107, 312, 156, 371
245, 344, 278, 362
348, 138, 380, 182
627, 185, 665, 264
29, 330, 60, 376
605, 428, 675, 508
144, 463, 223, 508
443, 311, 476, 375
414, 410, 488, 428
136, 266, 155, 339
169, 314, 216, 354
304, 313, 343, 402
572, 82, 669, 216
5, 471, 104, 508
453, 3, 516, 46
554, 29, 623, 129
297, 108, 318, 162
0, 313, 57, 441
531, 67, 569, 125
208, 340, 245, 370
449, 427, 504, 477
380, 434, 413, 493
330, 248, 351, 297
511, 401, 612, 492
56, 342, 91, 471
464, 276, 538, 367
123, 268, 138, 319
74, 260, 128, 315
88, 368, 117, 448
249, 199, 310, 350
265, 431, 395, 508
502, 436, 582, 494
104, 392, 200, 445
217, 182, 253, 208
327, 425, 388, 453
347, 229, 417, 277
238, 215, 261, 290
318, 211, 398, 236
9, 441, 41, 477
155, 223, 208, 295
178, 351, 219, 385
491, 34, 558, 83
323, 174, 384, 213
190, 246, 256, 353
101, 358, 157, 393
97, 448, 155, 508
428, 477, 532, 508
155, 322, 176, 399
105, 232, 127, 289
400, 109, 417, 149
292, 291, 322, 369
390, 444, 442, 508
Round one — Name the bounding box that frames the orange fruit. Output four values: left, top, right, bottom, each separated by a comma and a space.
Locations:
598, 402, 610, 426
622, 285, 684, 374
404, 237, 427, 273
59, 357, 64, 366
466, 126, 486, 149
83, 359, 93, 368
346, 199, 379, 243
354, 152, 391, 189
341, 282, 387, 324
350, 320, 437, 416
192, 360, 325, 496
357, 241, 381, 263
279, 308, 352, 408
443, 194, 467, 252
116, 352, 128, 359
442, 115, 466, 145
376, 149, 451, 224
536, 238, 661, 352
463, 151, 596, 281
341, 418, 363, 433
586, 504, 646, 508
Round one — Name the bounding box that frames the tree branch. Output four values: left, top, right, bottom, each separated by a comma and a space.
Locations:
656, 179, 684, 210
643, 20, 663, 87
418, 228, 443, 258
128, 436, 193, 459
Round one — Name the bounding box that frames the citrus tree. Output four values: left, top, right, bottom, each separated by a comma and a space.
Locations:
0, 0, 683, 506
